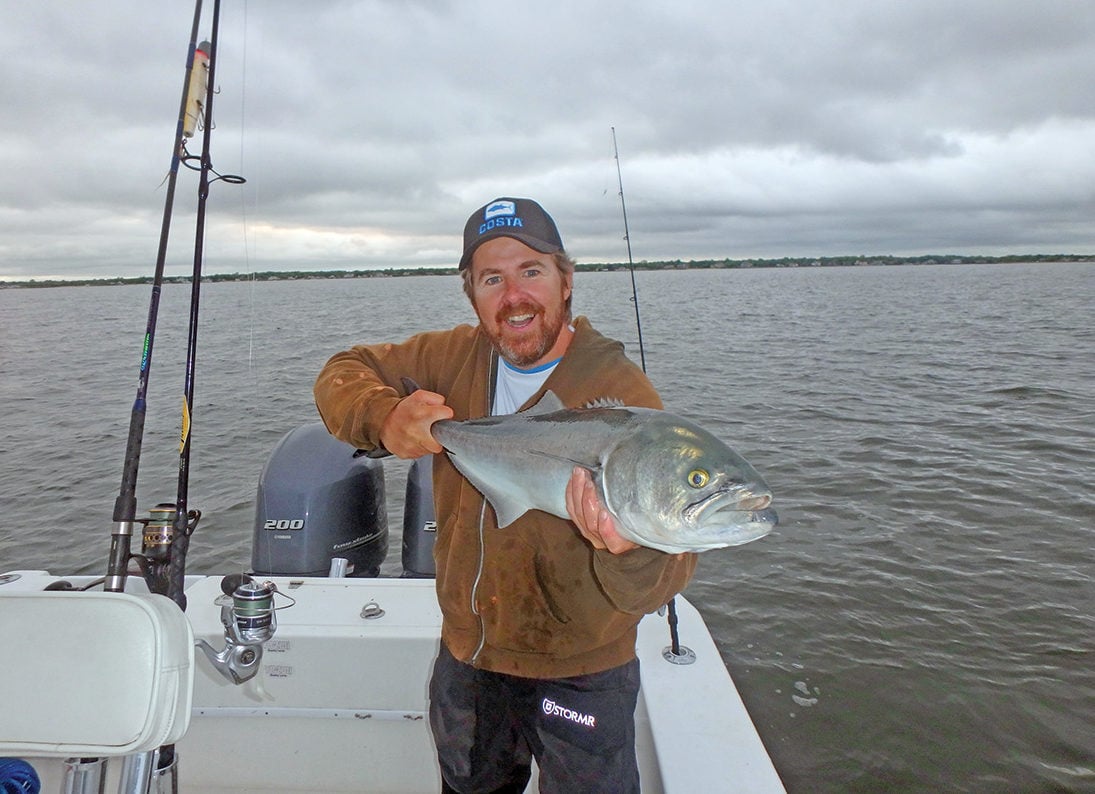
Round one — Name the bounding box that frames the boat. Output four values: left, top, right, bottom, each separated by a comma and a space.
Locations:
0, 3, 786, 791
1, 428, 785, 793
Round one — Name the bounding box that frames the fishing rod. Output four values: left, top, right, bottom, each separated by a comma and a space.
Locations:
105, 0, 207, 594
612, 128, 689, 662
611, 126, 647, 373
169, 0, 245, 610
91, 4, 223, 789
105, 0, 242, 608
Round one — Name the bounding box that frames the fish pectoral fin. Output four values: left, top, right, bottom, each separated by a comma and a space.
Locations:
480, 487, 534, 528
492, 505, 529, 528
525, 448, 601, 472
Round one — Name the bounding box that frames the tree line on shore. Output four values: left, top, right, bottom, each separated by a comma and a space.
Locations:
2, 253, 1090, 289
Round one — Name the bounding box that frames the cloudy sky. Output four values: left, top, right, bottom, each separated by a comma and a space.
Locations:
3, 0, 1095, 280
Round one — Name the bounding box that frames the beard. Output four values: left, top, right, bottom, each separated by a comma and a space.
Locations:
485, 298, 569, 368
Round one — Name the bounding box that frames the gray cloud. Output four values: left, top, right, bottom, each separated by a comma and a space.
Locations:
3, 0, 1094, 279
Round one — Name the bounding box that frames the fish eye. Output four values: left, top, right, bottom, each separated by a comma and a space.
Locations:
687, 469, 710, 488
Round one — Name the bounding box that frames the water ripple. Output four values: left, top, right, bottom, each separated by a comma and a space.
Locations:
2, 264, 1093, 792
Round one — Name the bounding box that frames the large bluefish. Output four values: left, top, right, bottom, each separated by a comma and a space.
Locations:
431, 391, 777, 554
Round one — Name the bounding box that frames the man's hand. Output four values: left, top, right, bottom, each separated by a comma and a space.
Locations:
565, 467, 639, 554
379, 389, 454, 459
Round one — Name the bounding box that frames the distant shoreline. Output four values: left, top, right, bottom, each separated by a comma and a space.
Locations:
2, 253, 1090, 289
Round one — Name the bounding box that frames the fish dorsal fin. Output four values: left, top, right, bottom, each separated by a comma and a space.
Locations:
583, 396, 625, 409
522, 390, 566, 416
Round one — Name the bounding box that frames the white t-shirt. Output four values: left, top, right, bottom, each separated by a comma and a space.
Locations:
492, 356, 560, 416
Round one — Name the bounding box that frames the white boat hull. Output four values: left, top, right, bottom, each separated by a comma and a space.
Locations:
0, 570, 784, 793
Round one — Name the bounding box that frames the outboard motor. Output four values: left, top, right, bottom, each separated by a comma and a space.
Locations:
252, 422, 388, 578
401, 455, 437, 578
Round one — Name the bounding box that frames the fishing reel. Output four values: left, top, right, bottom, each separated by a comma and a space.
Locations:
141, 502, 182, 561
196, 574, 288, 685
128, 502, 203, 596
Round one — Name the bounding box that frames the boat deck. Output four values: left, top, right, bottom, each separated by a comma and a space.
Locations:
1, 571, 784, 793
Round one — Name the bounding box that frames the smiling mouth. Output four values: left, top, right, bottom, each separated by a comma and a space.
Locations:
506, 313, 535, 329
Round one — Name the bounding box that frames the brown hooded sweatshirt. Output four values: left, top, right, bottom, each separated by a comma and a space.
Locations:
314, 316, 697, 678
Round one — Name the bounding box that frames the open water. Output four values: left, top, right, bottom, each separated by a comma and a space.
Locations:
1, 263, 1093, 792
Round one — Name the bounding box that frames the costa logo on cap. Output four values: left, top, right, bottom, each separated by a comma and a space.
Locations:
460, 196, 564, 270
477, 201, 525, 236
484, 200, 517, 221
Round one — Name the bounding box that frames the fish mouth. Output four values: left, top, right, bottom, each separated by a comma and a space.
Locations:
682, 488, 777, 549
726, 506, 778, 533
684, 487, 772, 523
694, 506, 779, 549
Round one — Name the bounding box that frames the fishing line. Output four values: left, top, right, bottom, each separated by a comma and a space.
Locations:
612, 128, 688, 661
239, 0, 258, 372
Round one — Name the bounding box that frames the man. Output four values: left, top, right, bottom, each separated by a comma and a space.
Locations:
314, 197, 696, 793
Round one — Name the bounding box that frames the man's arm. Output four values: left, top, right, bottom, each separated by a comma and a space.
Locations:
314, 339, 452, 455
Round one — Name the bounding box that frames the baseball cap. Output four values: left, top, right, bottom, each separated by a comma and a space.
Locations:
459, 197, 564, 270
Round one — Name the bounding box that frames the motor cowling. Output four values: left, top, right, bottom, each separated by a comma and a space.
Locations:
252, 423, 388, 578
401, 455, 437, 578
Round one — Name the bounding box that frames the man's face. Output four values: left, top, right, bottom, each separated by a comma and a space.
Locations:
469, 236, 573, 368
